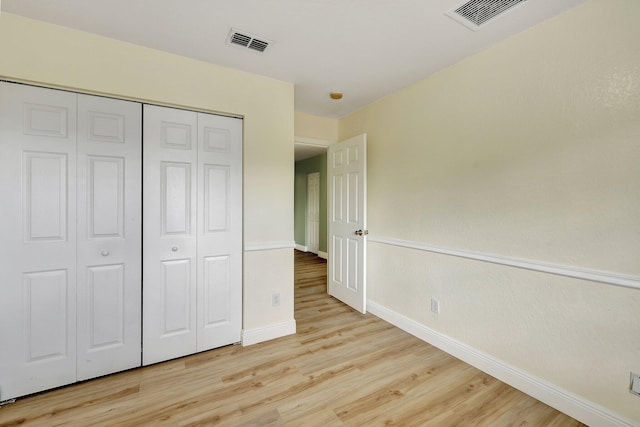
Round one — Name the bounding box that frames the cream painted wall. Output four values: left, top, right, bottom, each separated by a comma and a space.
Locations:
339, 0, 639, 422
294, 111, 338, 141
0, 13, 295, 336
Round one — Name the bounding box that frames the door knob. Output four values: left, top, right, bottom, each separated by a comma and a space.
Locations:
354, 229, 369, 236
171, 246, 179, 252
101, 250, 110, 257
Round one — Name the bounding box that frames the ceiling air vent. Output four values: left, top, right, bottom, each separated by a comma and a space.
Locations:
227, 29, 271, 53
446, 0, 528, 30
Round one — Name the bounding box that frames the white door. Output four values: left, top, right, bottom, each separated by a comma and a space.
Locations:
307, 172, 320, 254
143, 105, 198, 365
0, 83, 78, 400
327, 134, 367, 313
196, 112, 242, 351
76, 94, 142, 380
143, 106, 242, 365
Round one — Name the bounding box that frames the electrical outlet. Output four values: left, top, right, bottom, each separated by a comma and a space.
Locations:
431, 298, 440, 314
272, 293, 280, 307
631, 372, 640, 396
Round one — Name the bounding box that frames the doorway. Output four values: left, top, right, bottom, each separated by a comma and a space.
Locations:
293, 139, 328, 259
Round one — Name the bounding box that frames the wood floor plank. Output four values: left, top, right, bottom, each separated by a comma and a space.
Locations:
0, 250, 586, 426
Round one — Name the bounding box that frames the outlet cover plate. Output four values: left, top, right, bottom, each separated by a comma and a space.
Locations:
631, 372, 640, 396
272, 293, 281, 307
430, 298, 440, 314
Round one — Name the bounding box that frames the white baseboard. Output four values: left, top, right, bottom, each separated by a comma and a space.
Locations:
367, 300, 635, 427
294, 245, 327, 259
241, 319, 297, 346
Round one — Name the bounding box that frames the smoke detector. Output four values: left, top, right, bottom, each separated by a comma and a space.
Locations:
446, 0, 528, 31
227, 28, 271, 53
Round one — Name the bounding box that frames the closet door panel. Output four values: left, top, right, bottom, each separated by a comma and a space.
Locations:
197, 113, 242, 350
162, 161, 192, 234
85, 264, 125, 345
143, 105, 198, 365
161, 258, 193, 333
0, 83, 78, 400
76, 94, 142, 380
23, 270, 71, 360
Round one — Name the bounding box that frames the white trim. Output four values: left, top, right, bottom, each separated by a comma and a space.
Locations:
294, 245, 327, 259
241, 319, 296, 346
367, 300, 636, 427
369, 236, 640, 291
244, 241, 296, 252
294, 136, 334, 146
0, 78, 244, 119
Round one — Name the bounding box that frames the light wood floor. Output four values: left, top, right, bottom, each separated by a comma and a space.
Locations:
0, 250, 585, 426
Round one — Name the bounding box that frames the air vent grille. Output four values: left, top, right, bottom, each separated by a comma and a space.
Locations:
248, 39, 269, 53
230, 32, 251, 48
448, 0, 528, 29
227, 29, 270, 53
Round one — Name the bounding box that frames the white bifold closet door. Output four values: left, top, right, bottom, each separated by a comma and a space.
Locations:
0, 82, 142, 401
142, 105, 242, 366
76, 94, 142, 381
0, 83, 79, 400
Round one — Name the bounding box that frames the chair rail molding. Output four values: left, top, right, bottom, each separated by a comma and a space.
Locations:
244, 241, 296, 252
369, 236, 640, 291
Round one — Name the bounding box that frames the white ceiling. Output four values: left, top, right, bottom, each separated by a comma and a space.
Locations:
2, 0, 585, 120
